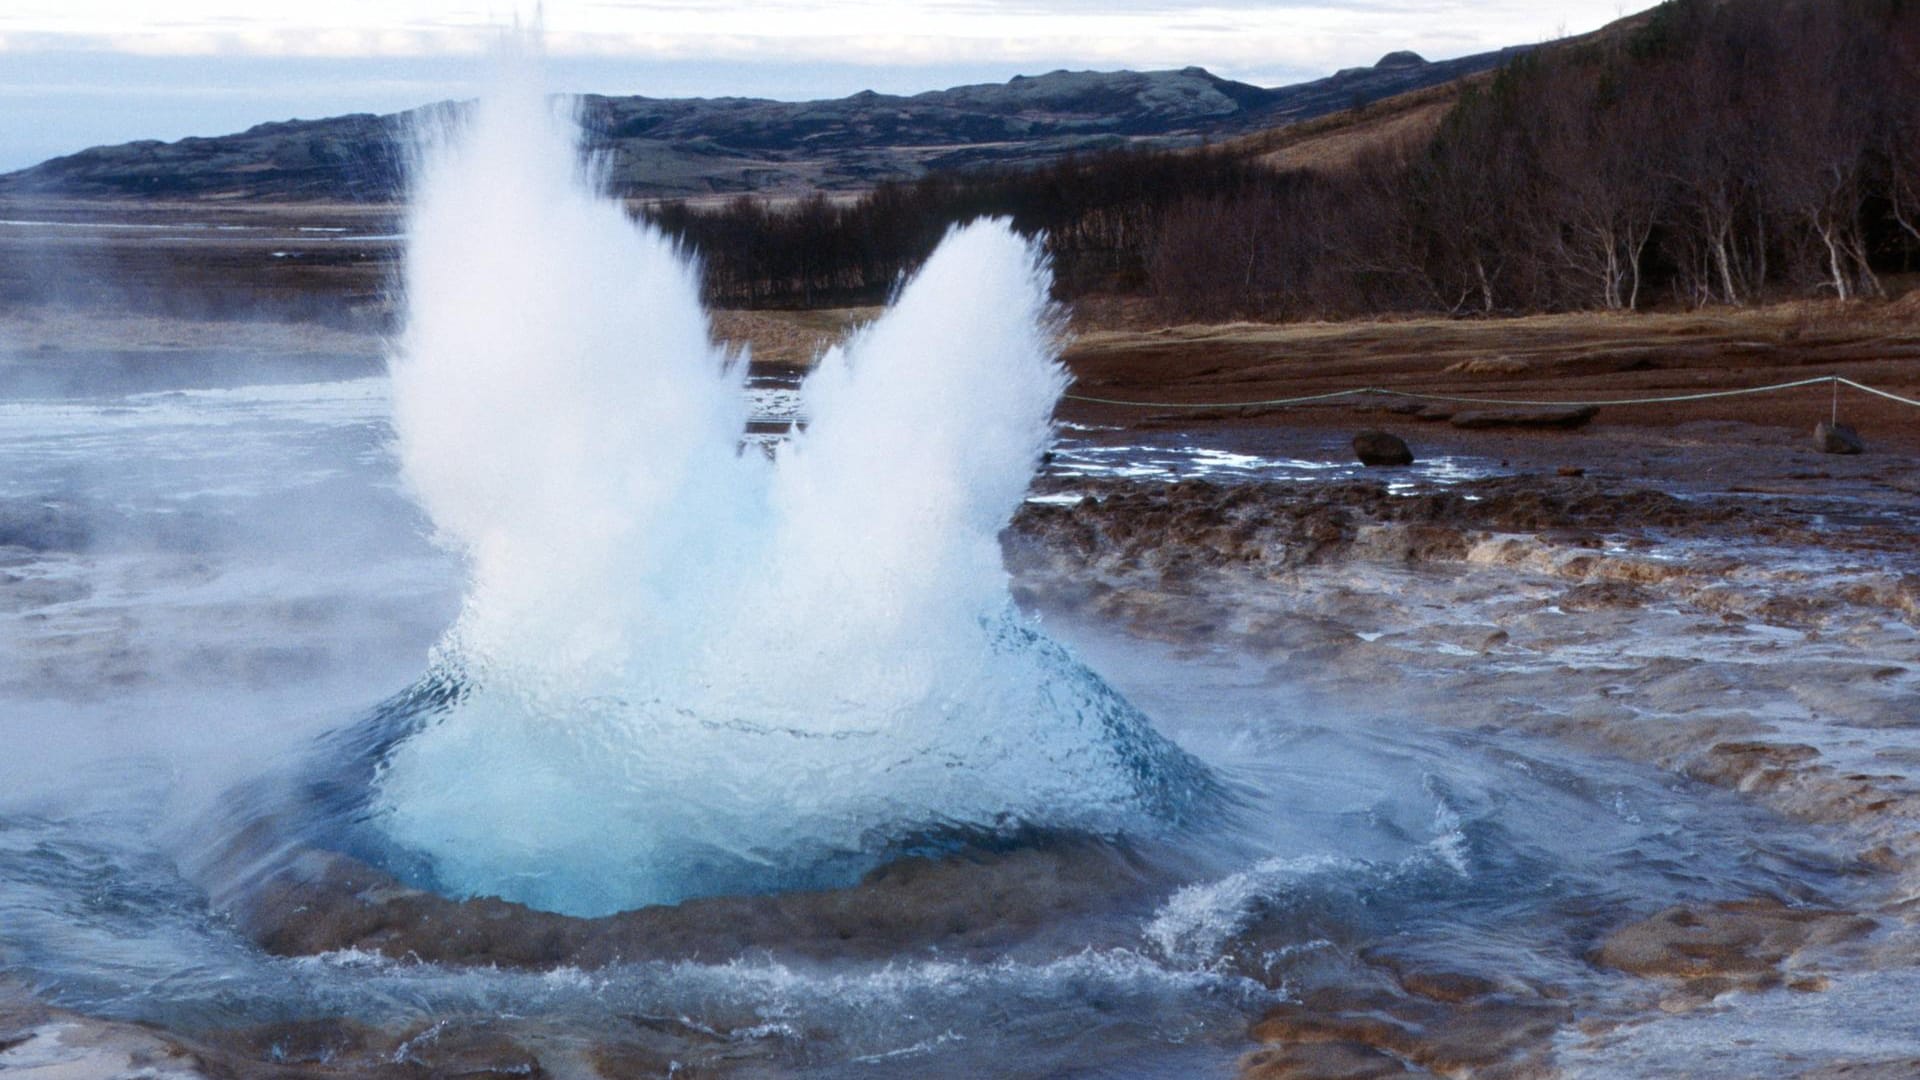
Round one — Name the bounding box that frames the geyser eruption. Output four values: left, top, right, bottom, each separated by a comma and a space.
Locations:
371, 52, 1210, 917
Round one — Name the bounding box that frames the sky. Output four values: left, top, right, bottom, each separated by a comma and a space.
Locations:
0, 1, 1656, 172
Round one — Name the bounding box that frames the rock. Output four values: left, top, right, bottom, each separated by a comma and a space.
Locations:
0, 1010, 210, 1079
1449, 405, 1598, 430
387, 1022, 546, 1079
229, 1018, 383, 1067
1426, 623, 1509, 653
1347, 523, 1470, 563
1815, 421, 1865, 454
1591, 898, 1876, 1004
1557, 581, 1655, 612
1008, 474, 1755, 601
1241, 1040, 1411, 1078
1245, 985, 1569, 1077
1677, 739, 1919, 826
1688, 741, 1823, 794
1558, 465, 1586, 477
1352, 430, 1414, 467
1391, 968, 1504, 1005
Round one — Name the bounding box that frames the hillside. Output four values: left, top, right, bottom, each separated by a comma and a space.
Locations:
1223, 81, 1467, 175
0, 50, 1519, 202
1215, 6, 1659, 176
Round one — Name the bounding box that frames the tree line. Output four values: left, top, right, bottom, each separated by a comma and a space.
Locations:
639, 151, 1277, 308
642, 0, 1920, 320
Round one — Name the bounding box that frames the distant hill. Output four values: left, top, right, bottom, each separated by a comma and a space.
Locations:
0, 50, 1523, 202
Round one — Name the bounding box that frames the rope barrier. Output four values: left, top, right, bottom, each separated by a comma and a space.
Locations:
1061, 374, 1920, 412
1061, 387, 1374, 408
1346, 377, 1843, 409
1836, 377, 1920, 409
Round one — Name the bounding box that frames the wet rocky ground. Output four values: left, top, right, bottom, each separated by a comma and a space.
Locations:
12, 462, 1916, 1079
1004, 461, 1920, 1078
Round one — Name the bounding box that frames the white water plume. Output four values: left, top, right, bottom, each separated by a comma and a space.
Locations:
371, 49, 1207, 917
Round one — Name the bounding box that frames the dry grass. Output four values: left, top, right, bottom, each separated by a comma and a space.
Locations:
708, 307, 881, 367
1218, 6, 1663, 178
1254, 100, 1454, 173
1444, 356, 1532, 375
0, 303, 384, 355
0, 303, 884, 368
1220, 82, 1470, 175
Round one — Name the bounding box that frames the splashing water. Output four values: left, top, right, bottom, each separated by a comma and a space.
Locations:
369, 52, 1211, 916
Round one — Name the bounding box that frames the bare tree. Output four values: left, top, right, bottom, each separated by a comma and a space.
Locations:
1764, 4, 1884, 299
1538, 57, 1667, 309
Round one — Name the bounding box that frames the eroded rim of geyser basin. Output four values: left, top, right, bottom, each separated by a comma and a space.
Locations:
192, 665, 1227, 973
222, 828, 1200, 970
200, 662, 1225, 969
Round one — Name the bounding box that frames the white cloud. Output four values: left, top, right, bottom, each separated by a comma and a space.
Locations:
0, 1, 1651, 74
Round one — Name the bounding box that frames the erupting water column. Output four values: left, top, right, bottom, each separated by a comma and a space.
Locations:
372, 47, 1210, 917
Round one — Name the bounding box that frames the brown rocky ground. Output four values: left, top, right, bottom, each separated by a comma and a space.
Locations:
1059, 296, 1920, 453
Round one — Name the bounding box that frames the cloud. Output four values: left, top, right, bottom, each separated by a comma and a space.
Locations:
0, 2, 1650, 72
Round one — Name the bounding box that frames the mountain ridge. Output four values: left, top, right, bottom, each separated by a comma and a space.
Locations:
0, 49, 1521, 202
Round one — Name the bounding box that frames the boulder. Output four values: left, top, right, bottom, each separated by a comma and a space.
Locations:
1352, 430, 1414, 467
1815, 420, 1865, 454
